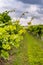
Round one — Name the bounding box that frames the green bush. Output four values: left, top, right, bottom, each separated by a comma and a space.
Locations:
0, 11, 26, 60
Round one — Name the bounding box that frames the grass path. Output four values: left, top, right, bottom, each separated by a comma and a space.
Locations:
6, 32, 43, 65
25, 32, 43, 65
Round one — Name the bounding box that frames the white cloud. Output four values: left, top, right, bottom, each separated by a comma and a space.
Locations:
20, 17, 30, 26
27, 5, 38, 12
12, 17, 31, 26
0, 0, 5, 7
20, 17, 43, 26
0, 0, 43, 25
12, 17, 43, 26
25, 5, 40, 15
0, 0, 24, 10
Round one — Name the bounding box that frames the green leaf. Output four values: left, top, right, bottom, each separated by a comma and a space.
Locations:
1, 50, 9, 59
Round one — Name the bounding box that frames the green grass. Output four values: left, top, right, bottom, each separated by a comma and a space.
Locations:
6, 32, 43, 65
25, 32, 43, 65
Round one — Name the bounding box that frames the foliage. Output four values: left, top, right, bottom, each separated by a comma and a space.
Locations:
27, 25, 43, 38
0, 11, 26, 60
0, 11, 11, 24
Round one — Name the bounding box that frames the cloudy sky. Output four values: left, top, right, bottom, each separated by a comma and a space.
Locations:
0, 0, 43, 25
